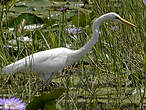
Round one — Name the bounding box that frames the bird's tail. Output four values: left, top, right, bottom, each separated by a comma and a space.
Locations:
2, 56, 34, 74
2, 62, 24, 74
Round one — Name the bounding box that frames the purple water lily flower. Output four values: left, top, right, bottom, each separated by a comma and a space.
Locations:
59, 7, 68, 12
66, 28, 81, 34
143, 0, 146, 5
0, 97, 25, 110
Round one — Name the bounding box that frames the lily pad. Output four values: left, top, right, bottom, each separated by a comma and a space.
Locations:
9, 13, 43, 28
26, 87, 66, 110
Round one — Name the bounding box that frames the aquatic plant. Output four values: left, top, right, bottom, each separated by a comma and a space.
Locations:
66, 28, 81, 34
0, 97, 25, 110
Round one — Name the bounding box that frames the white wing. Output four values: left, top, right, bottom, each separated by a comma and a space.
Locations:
2, 48, 69, 75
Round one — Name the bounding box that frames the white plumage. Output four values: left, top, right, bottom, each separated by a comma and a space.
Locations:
2, 12, 135, 82
2, 48, 77, 81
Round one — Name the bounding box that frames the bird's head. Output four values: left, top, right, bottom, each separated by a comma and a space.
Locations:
105, 12, 136, 27
92, 12, 136, 32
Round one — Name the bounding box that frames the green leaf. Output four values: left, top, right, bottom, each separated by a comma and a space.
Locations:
9, 13, 43, 28
26, 87, 66, 110
44, 103, 57, 110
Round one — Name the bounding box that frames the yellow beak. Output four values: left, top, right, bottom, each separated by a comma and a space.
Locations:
118, 16, 136, 28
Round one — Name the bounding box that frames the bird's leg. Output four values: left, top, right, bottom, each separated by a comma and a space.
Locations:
48, 73, 60, 88
49, 81, 59, 88
39, 81, 52, 92
41, 73, 60, 91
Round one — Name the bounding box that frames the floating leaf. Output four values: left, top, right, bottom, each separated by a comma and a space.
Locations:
9, 13, 43, 28
44, 103, 56, 110
26, 87, 66, 110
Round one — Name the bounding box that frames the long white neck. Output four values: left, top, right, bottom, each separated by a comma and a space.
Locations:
73, 14, 108, 60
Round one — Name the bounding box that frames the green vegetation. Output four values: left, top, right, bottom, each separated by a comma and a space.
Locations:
0, 0, 145, 109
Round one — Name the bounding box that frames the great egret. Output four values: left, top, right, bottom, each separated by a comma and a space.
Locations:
2, 12, 136, 82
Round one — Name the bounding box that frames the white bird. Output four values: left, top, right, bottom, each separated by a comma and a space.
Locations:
2, 12, 136, 82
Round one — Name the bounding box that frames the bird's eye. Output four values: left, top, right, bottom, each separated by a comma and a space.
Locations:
115, 16, 120, 20
115, 16, 122, 23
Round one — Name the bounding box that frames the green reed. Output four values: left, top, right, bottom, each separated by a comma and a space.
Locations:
0, 0, 145, 109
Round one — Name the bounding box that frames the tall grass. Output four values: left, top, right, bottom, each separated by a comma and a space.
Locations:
0, 0, 145, 109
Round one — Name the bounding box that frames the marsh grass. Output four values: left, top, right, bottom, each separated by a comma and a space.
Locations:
0, 0, 145, 109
